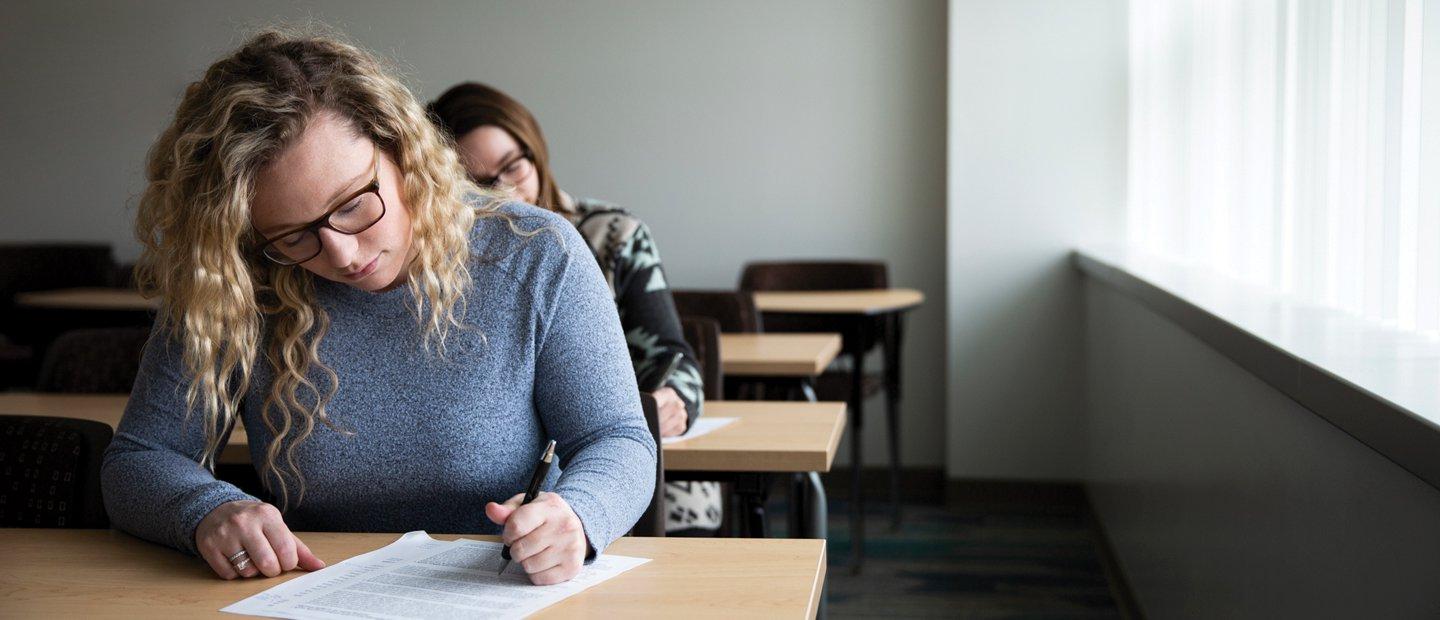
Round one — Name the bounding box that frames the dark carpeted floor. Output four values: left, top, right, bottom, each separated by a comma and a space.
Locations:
769, 495, 1126, 619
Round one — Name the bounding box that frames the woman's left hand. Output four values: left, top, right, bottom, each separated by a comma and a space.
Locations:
485, 491, 588, 585
652, 387, 688, 438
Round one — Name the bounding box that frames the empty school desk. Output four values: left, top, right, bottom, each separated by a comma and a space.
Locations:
14, 287, 160, 312
0, 395, 845, 538
11, 288, 159, 370
752, 288, 924, 572
718, 333, 842, 381
664, 401, 845, 540
0, 530, 827, 618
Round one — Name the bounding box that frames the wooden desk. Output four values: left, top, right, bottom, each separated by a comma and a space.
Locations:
0, 529, 826, 618
718, 333, 841, 377
750, 287, 925, 573
0, 395, 841, 477
0, 393, 250, 465
1, 393, 845, 544
14, 287, 159, 312
667, 401, 844, 542
753, 288, 925, 315
665, 401, 844, 473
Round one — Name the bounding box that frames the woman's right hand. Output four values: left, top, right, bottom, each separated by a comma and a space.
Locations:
195, 499, 326, 580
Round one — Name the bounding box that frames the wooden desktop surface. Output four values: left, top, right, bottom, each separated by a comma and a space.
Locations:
718, 333, 841, 377
665, 401, 844, 473
752, 288, 925, 315
0, 529, 825, 618
0, 395, 844, 473
14, 287, 158, 311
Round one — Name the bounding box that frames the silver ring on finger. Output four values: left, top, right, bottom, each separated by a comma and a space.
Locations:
232, 557, 252, 572
227, 549, 249, 563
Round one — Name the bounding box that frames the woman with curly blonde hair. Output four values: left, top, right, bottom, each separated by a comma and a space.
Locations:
101, 29, 655, 586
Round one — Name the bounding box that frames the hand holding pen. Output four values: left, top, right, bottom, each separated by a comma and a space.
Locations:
485, 440, 590, 585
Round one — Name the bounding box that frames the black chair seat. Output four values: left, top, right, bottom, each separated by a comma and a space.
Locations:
37, 327, 151, 394
0, 415, 112, 528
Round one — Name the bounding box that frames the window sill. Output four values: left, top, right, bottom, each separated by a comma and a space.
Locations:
1074, 247, 1440, 491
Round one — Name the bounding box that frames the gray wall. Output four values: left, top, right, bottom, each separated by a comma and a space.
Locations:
1085, 280, 1440, 618
0, 0, 947, 467
945, 0, 1127, 479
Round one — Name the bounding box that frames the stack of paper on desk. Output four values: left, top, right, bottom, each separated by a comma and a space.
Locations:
222, 531, 648, 619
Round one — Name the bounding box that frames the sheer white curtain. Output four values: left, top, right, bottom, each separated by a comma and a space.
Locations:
1129, 0, 1440, 334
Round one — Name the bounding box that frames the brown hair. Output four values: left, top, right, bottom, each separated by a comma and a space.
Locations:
426, 82, 565, 210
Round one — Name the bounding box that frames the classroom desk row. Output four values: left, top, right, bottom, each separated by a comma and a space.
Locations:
15, 287, 844, 378
0, 394, 843, 474
0, 393, 844, 540
0, 530, 827, 618
14, 285, 925, 572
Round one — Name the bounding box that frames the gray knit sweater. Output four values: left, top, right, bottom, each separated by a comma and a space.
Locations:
101, 201, 655, 558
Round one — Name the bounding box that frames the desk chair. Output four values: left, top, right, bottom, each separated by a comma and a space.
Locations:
673, 290, 763, 334
0, 335, 32, 390
37, 327, 151, 394
674, 290, 768, 400
0, 243, 120, 387
632, 393, 666, 537
739, 261, 903, 532
679, 316, 723, 400
0, 415, 112, 527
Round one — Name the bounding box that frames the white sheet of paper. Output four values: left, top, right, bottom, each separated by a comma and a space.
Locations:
221, 531, 648, 619
661, 416, 738, 445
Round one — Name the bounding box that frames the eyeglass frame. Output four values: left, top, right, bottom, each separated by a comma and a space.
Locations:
256, 145, 387, 266
471, 148, 535, 189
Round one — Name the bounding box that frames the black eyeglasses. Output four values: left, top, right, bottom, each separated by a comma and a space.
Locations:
257, 147, 387, 266
471, 149, 534, 189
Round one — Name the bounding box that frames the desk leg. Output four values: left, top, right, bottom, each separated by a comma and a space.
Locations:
785, 471, 828, 619
848, 327, 866, 575
804, 471, 827, 539
735, 473, 770, 538
788, 473, 807, 538
884, 312, 906, 531
812, 471, 829, 619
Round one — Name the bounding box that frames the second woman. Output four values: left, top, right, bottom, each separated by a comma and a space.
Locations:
429, 84, 721, 534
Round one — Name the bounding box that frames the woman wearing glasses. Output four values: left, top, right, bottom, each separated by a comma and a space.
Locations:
428, 83, 721, 535
101, 30, 655, 585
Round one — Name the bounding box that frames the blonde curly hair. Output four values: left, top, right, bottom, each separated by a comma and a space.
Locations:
134, 28, 491, 508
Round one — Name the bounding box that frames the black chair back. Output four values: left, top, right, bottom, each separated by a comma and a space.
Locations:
37, 327, 151, 393
0, 415, 112, 527
0, 244, 122, 388
738, 260, 888, 292
738, 260, 889, 352
631, 392, 666, 536
672, 290, 762, 334
679, 316, 723, 401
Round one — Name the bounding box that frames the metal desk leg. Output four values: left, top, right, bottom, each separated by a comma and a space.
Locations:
884, 312, 906, 531
848, 323, 866, 574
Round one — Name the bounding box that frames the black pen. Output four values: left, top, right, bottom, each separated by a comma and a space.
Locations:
497, 439, 556, 575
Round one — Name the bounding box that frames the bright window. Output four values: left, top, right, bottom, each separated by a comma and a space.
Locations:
1129, 0, 1440, 333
